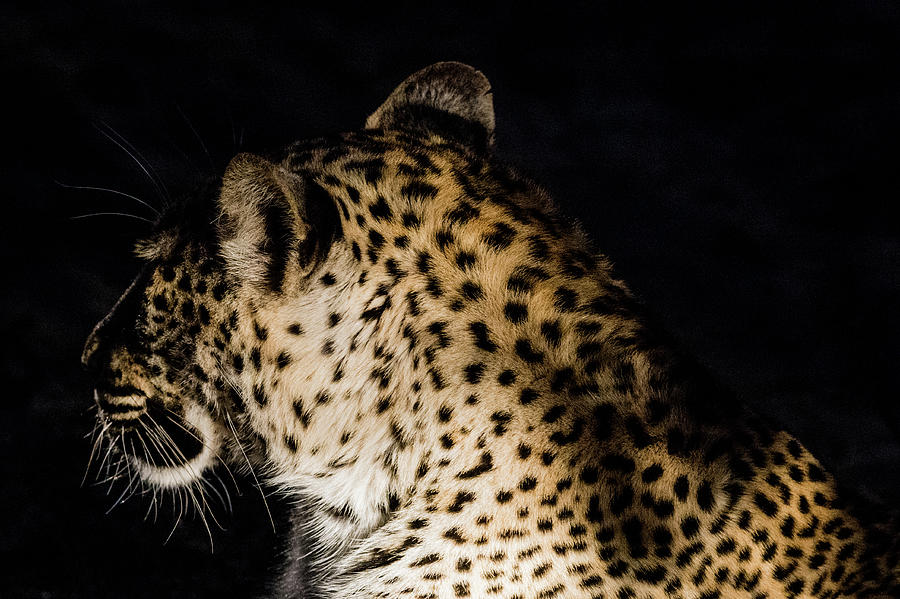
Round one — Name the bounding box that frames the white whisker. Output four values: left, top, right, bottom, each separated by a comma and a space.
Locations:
95, 121, 171, 206
55, 181, 161, 216
71, 212, 155, 223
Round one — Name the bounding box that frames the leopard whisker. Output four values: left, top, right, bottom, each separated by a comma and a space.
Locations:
175, 103, 214, 171
71, 212, 155, 224
225, 411, 276, 534
55, 181, 161, 217
82, 419, 110, 487
95, 120, 171, 207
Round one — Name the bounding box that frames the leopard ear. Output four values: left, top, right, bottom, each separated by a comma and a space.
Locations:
217, 153, 334, 294
366, 62, 495, 150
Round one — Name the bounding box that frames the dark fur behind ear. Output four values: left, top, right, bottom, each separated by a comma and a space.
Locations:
217, 153, 337, 293
366, 62, 495, 150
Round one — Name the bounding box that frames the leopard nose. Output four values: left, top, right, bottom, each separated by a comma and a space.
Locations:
82, 267, 151, 373
82, 326, 101, 372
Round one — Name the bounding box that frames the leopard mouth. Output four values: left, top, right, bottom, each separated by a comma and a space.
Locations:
131, 402, 222, 489
95, 390, 222, 489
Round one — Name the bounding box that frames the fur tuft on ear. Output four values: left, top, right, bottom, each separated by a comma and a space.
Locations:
366, 62, 495, 150
218, 153, 322, 294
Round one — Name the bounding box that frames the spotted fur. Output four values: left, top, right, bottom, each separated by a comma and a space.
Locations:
83, 62, 899, 599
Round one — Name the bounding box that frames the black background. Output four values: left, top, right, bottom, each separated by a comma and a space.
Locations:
2, 2, 898, 597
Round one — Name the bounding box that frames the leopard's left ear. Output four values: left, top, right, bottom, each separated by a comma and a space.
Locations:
217, 153, 337, 295
366, 62, 495, 151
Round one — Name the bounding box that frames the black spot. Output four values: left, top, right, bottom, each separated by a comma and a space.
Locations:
808, 463, 826, 482
680, 516, 700, 539
642, 464, 664, 483
543, 405, 566, 423
375, 397, 391, 414
781, 515, 796, 538
601, 454, 635, 473
252, 385, 267, 406
610, 485, 634, 515
160, 265, 176, 281
384, 258, 405, 282
212, 282, 227, 301
276, 352, 292, 370
152, 294, 169, 312
345, 157, 385, 184
540, 320, 562, 347
469, 321, 498, 352
517, 443, 532, 459
497, 370, 516, 386
482, 222, 516, 250
437, 405, 454, 423
457, 451, 493, 479
447, 491, 475, 513
460, 281, 484, 301
397, 177, 438, 200
553, 287, 579, 312
519, 388, 538, 405
490, 411, 512, 436
515, 339, 544, 363
496, 490, 513, 504
580, 466, 599, 484
425, 276, 443, 297
401, 211, 420, 229
435, 228, 455, 251
507, 275, 533, 294
444, 199, 479, 225
464, 362, 485, 384
753, 492, 779, 517
550, 367, 574, 392
519, 477, 537, 492
428, 368, 446, 391
320, 272, 336, 286
503, 301, 528, 324
368, 195, 393, 221
674, 476, 689, 501
455, 250, 476, 271
287, 323, 304, 335
291, 399, 309, 427
697, 480, 714, 512
549, 417, 585, 446
623, 517, 647, 558
427, 320, 451, 348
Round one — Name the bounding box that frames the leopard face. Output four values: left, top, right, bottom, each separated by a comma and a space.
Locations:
83, 63, 899, 599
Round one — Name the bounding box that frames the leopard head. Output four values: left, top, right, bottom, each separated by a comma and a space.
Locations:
81, 62, 496, 508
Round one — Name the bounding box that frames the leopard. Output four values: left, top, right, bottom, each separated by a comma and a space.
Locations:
82, 62, 899, 598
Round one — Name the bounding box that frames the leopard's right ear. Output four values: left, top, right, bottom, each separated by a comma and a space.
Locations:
217, 153, 335, 294
366, 62, 495, 151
